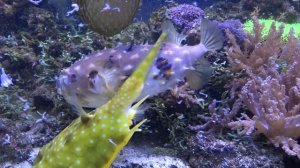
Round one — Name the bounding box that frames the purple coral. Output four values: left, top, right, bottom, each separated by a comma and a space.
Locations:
217, 19, 246, 44
226, 18, 300, 158
166, 4, 205, 33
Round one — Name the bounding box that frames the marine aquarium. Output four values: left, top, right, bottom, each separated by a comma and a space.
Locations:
1, 0, 300, 167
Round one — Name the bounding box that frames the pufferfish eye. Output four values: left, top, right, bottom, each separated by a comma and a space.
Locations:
88, 70, 99, 89
70, 74, 77, 83
88, 70, 104, 94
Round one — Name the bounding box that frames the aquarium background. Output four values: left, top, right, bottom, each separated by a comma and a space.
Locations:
1, 0, 300, 167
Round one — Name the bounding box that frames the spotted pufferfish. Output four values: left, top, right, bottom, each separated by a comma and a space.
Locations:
56, 20, 224, 115
33, 32, 167, 168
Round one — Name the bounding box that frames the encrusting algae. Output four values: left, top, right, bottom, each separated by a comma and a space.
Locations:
75, 0, 141, 36
33, 33, 167, 168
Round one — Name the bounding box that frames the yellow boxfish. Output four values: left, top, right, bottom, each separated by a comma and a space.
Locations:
56, 20, 224, 114
33, 33, 167, 168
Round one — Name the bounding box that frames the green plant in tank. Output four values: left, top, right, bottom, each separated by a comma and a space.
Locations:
243, 19, 300, 41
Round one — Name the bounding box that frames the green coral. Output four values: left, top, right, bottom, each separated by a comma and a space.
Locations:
243, 19, 300, 41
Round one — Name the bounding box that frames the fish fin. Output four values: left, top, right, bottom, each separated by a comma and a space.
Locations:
162, 20, 186, 45
97, 68, 121, 97
71, 103, 88, 116
128, 95, 149, 120
200, 19, 224, 51
184, 57, 213, 90
131, 119, 147, 132
132, 103, 149, 122
103, 118, 147, 168
99, 73, 116, 97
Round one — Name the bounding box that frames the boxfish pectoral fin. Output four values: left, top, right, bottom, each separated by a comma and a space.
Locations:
103, 119, 147, 168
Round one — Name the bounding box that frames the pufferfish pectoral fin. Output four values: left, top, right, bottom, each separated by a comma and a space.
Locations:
72, 103, 87, 116
184, 57, 213, 90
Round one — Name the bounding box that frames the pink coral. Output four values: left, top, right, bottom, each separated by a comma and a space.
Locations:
226, 18, 300, 158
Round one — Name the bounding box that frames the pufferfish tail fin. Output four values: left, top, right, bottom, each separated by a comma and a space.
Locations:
200, 19, 224, 51
184, 19, 223, 90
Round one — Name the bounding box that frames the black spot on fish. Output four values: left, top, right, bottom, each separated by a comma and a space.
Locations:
160, 43, 167, 51
126, 42, 134, 52
103, 55, 115, 69
161, 63, 172, 71
80, 114, 91, 124
155, 56, 173, 79
70, 74, 77, 83
88, 70, 98, 89
156, 57, 167, 69
89, 70, 98, 79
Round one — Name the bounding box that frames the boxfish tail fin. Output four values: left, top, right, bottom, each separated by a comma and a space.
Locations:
200, 19, 224, 51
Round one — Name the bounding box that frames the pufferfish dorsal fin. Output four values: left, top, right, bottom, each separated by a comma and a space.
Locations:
161, 20, 186, 45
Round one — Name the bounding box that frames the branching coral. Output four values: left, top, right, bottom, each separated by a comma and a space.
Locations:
166, 4, 205, 33
226, 18, 300, 158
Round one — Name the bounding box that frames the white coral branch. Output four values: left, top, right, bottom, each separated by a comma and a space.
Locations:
271, 136, 300, 158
